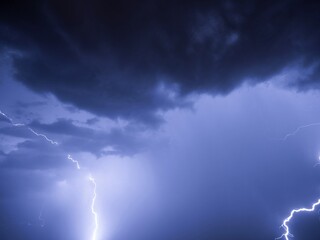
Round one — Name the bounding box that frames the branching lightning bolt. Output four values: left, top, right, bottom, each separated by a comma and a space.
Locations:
1, 110, 99, 239
89, 176, 98, 240
277, 121, 320, 239
281, 122, 320, 141
276, 199, 320, 240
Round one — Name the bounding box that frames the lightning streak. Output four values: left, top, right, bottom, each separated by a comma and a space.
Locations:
27, 127, 58, 145
89, 176, 98, 240
277, 121, 320, 239
1, 110, 99, 239
0, 110, 25, 126
67, 154, 81, 169
276, 199, 320, 240
282, 122, 320, 141
0, 110, 58, 145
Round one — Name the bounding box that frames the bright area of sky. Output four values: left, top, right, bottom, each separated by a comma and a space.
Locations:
1, 59, 320, 240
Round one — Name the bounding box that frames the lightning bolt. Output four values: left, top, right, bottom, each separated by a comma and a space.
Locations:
0, 110, 58, 145
27, 127, 59, 145
89, 176, 98, 240
276, 199, 320, 240
68, 156, 99, 239
0, 110, 25, 127
67, 154, 81, 170
277, 122, 320, 239
281, 122, 320, 141
67, 154, 99, 239
0, 110, 99, 239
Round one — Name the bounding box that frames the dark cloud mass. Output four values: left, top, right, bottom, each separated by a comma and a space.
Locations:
1, 0, 320, 123
28, 119, 147, 155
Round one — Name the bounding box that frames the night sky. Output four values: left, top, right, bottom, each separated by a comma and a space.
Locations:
1, 1, 320, 240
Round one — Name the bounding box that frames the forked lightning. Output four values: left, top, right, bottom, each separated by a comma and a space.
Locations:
276, 199, 320, 240
0, 110, 99, 239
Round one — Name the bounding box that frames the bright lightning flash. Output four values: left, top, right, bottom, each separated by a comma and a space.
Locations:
276, 199, 320, 240
89, 176, 98, 240
1, 110, 99, 239
277, 123, 320, 239
313, 155, 320, 167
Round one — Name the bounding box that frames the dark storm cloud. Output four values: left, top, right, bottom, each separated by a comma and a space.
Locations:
29, 119, 146, 155
1, 0, 320, 124
30, 119, 94, 138
0, 114, 145, 156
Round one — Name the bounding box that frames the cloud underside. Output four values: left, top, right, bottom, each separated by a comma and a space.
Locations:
1, 0, 320, 124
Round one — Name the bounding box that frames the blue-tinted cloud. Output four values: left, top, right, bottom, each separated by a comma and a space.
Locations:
1, 0, 320, 125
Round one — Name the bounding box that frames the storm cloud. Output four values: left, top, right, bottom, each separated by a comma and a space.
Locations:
2, 1, 320, 240
1, 0, 320, 124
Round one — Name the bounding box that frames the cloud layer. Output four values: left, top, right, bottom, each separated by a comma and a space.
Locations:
1, 0, 320, 124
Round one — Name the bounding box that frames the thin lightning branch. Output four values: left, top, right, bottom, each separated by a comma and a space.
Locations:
0, 110, 25, 127
67, 154, 81, 169
282, 123, 320, 141
27, 127, 58, 145
277, 122, 320, 239
0, 109, 58, 145
89, 176, 98, 240
276, 199, 320, 240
